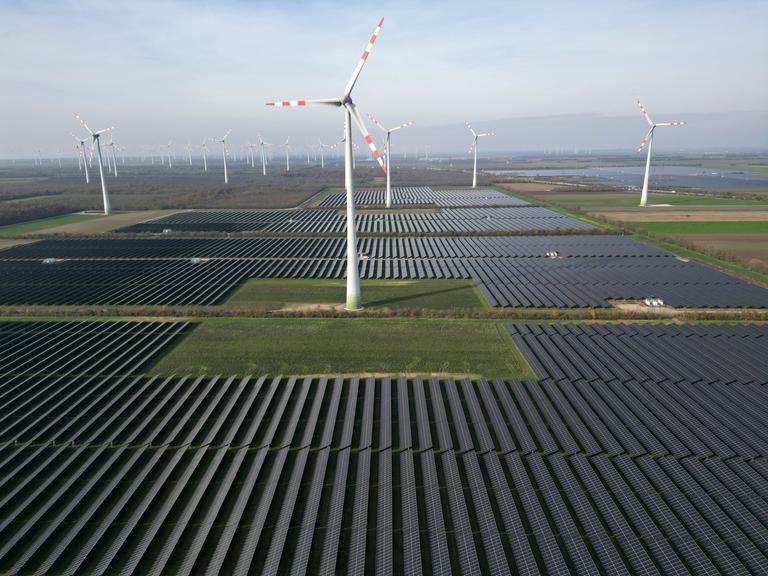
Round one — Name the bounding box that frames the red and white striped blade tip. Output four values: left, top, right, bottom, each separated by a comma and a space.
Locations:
266, 100, 307, 107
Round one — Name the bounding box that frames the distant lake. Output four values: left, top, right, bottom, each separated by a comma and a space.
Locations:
491, 166, 768, 190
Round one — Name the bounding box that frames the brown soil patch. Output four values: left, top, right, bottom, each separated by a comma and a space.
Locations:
672, 234, 768, 272
280, 303, 347, 312
609, 300, 766, 317
594, 209, 768, 222
0, 238, 38, 250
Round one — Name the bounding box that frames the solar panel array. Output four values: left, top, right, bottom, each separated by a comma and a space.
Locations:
1, 369, 766, 574
507, 322, 768, 384
2, 236, 768, 307
118, 206, 594, 234
316, 186, 530, 207
0, 320, 190, 377
0, 234, 667, 259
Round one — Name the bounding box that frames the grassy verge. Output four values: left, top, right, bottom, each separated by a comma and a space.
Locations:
0, 213, 101, 236
225, 278, 489, 311
632, 221, 768, 234
148, 317, 536, 379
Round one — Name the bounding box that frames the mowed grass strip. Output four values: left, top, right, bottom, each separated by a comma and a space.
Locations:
149, 318, 535, 379
0, 213, 102, 236
226, 278, 489, 311
633, 221, 768, 234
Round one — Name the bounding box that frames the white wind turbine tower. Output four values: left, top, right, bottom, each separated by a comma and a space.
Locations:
280, 138, 292, 172
267, 17, 388, 310
104, 135, 119, 177
318, 138, 336, 168
201, 140, 209, 172
163, 142, 173, 168
367, 113, 414, 208
466, 121, 494, 189
258, 135, 272, 176
75, 113, 113, 215
186, 143, 193, 166
213, 129, 231, 183
636, 100, 686, 207
71, 133, 90, 184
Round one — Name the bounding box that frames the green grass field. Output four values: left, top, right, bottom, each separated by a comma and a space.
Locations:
226, 278, 489, 311
0, 213, 102, 236
149, 318, 535, 378
633, 221, 768, 234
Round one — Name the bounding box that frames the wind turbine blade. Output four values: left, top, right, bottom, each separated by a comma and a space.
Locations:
266, 98, 341, 107
478, 132, 495, 137
655, 121, 687, 127
637, 100, 654, 126
389, 121, 414, 133
465, 121, 477, 137
637, 127, 654, 152
75, 114, 94, 135
96, 126, 114, 135
347, 102, 386, 173
343, 17, 384, 98
366, 113, 388, 133
222, 129, 232, 140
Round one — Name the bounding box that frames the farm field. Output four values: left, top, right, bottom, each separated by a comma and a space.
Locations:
149, 317, 535, 378
632, 220, 768, 234
226, 278, 488, 311
0, 212, 101, 236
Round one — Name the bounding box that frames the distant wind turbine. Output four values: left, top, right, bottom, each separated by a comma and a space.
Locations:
279, 138, 292, 172
71, 133, 90, 184
466, 121, 494, 189
636, 100, 686, 207
212, 129, 231, 183
266, 17, 388, 310
367, 113, 414, 208
258, 135, 272, 176
201, 140, 209, 172
75, 113, 113, 215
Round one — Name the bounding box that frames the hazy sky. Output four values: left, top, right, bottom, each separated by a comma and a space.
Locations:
1, 0, 766, 156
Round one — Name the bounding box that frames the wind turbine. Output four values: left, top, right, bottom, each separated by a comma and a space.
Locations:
280, 138, 292, 172
186, 143, 193, 166
163, 142, 173, 168
637, 100, 686, 207
201, 140, 209, 172
75, 113, 113, 215
258, 135, 272, 176
267, 17, 388, 310
71, 133, 90, 184
367, 114, 414, 208
213, 129, 231, 183
466, 121, 494, 189
318, 138, 337, 168
104, 135, 119, 177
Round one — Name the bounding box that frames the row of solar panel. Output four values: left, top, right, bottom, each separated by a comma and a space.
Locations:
0, 320, 189, 379
3, 372, 766, 459
0, 234, 665, 260
3, 255, 767, 307
1, 424, 766, 574
507, 322, 768, 383
315, 186, 530, 207
118, 206, 595, 233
